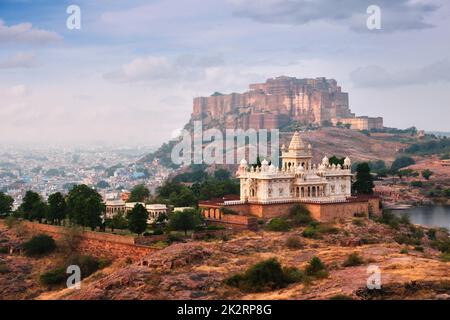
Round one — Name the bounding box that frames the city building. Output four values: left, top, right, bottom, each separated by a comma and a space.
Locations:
105, 201, 169, 223
331, 116, 383, 131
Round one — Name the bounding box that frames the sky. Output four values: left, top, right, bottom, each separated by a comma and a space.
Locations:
0, 0, 449, 146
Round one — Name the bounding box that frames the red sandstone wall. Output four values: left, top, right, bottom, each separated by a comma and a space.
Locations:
16, 221, 156, 261
227, 198, 380, 222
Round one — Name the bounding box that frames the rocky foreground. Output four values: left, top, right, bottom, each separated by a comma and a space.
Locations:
0, 219, 441, 300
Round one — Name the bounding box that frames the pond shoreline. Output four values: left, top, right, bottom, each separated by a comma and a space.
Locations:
391, 205, 450, 230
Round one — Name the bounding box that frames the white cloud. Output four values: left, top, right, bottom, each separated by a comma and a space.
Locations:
104, 54, 225, 83
10, 84, 30, 97
350, 59, 450, 87
228, 0, 440, 32
0, 20, 62, 45
0, 52, 37, 69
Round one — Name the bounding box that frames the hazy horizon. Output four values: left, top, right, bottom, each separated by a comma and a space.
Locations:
1, 0, 450, 146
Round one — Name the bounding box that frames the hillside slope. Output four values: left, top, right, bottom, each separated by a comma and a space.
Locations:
142, 128, 407, 169
40, 220, 450, 300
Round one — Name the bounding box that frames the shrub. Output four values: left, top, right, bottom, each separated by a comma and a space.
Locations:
378, 211, 401, 229
66, 255, 100, 278
206, 225, 226, 231
441, 253, 450, 262
318, 224, 339, 234
352, 218, 365, 227
282, 266, 306, 283
167, 233, 184, 244
302, 222, 338, 239
409, 225, 424, 240
266, 218, 290, 232
414, 246, 424, 252
23, 234, 56, 257
302, 225, 319, 238
40, 267, 66, 285
430, 239, 450, 253
305, 257, 328, 278
98, 258, 112, 269
224, 258, 302, 292
410, 181, 423, 188
0, 263, 10, 274
285, 236, 304, 249
289, 204, 313, 226
400, 247, 409, 254
61, 225, 82, 254
427, 229, 437, 241
399, 214, 411, 225
342, 252, 364, 267
4, 216, 19, 229
0, 246, 8, 254
353, 212, 366, 218
394, 234, 421, 246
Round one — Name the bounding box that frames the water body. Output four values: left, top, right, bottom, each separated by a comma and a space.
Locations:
392, 206, 450, 230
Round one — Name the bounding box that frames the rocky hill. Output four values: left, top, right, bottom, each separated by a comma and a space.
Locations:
31, 219, 450, 300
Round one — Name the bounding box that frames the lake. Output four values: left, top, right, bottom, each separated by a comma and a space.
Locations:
391, 206, 450, 230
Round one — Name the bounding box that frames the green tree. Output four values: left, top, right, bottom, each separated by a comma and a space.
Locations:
107, 212, 128, 232
127, 204, 148, 235
329, 155, 345, 166
19, 191, 47, 222
0, 192, 14, 217
170, 187, 196, 207
421, 169, 433, 180
214, 169, 231, 181
47, 192, 67, 225
397, 169, 418, 180
129, 184, 151, 202
352, 163, 374, 195
391, 156, 415, 173
168, 209, 201, 236
66, 185, 104, 230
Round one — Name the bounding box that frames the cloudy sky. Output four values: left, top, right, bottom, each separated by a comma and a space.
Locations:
1, 0, 449, 146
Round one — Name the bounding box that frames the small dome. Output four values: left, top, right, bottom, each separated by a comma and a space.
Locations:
240, 158, 247, 166
344, 157, 351, 167
295, 164, 304, 173
322, 156, 329, 165
261, 159, 269, 166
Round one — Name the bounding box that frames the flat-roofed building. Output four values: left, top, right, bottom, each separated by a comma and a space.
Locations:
105, 199, 126, 218
332, 116, 383, 130
146, 204, 168, 223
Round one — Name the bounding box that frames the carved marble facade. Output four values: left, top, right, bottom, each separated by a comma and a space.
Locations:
237, 132, 352, 204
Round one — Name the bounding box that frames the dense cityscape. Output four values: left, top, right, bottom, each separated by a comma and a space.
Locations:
0, 145, 172, 209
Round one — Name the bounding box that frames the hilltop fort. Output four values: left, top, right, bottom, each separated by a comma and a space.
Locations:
191, 76, 383, 131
